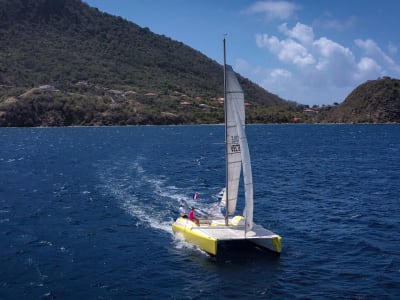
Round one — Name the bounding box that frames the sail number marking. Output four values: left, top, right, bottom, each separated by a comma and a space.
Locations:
230, 135, 241, 153
231, 144, 241, 153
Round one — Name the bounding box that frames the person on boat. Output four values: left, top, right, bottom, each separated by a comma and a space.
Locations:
179, 204, 187, 218
188, 207, 200, 226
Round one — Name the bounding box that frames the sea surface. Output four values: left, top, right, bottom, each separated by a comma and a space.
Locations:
0, 124, 399, 299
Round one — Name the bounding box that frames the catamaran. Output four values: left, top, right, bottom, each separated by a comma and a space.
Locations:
171, 39, 282, 256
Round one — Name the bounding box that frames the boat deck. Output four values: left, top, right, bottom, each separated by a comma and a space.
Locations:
193, 220, 279, 241
193, 226, 247, 240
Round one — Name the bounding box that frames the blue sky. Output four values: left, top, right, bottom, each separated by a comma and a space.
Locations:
84, 0, 400, 106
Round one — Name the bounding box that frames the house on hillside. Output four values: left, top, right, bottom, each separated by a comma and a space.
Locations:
293, 117, 301, 122
303, 108, 317, 115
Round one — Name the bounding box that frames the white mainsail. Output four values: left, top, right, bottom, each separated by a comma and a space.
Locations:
225, 64, 253, 231
225, 65, 244, 215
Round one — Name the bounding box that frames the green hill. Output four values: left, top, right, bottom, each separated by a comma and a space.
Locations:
315, 77, 400, 123
0, 0, 306, 126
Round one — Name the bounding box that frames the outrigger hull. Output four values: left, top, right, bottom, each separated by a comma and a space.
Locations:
172, 217, 281, 256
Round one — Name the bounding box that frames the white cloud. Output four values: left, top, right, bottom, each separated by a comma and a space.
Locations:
313, 37, 353, 60
278, 22, 314, 45
279, 40, 315, 66
260, 67, 298, 101
357, 57, 382, 77
256, 34, 278, 50
256, 33, 315, 67
235, 58, 251, 72
355, 39, 400, 73
270, 68, 292, 80
244, 1, 299, 21
314, 15, 357, 31
356, 39, 385, 58
252, 22, 400, 105
313, 37, 356, 85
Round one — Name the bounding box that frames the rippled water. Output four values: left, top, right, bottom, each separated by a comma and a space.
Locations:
0, 125, 399, 299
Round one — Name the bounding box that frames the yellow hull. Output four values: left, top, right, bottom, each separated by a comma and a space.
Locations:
172, 218, 218, 255
172, 217, 282, 256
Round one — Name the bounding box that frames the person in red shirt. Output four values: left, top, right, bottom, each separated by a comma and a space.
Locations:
188, 207, 200, 226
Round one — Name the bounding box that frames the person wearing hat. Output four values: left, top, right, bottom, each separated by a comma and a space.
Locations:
188, 207, 200, 226
179, 204, 187, 217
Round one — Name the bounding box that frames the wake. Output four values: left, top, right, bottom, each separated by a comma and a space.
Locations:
98, 156, 224, 235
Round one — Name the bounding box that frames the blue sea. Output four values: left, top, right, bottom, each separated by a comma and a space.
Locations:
0, 124, 399, 299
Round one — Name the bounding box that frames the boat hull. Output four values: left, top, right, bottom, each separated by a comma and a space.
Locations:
172, 217, 282, 256
172, 218, 218, 255
246, 224, 282, 253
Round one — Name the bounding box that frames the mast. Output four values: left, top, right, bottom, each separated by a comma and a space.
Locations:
223, 36, 229, 226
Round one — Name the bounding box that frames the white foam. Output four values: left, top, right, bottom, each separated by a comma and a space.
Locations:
98, 157, 225, 235
173, 234, 196, 251
38, 240, 53, 247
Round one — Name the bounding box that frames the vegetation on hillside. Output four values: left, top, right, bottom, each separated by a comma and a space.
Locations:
0, 0, 310, 126
315, 77, 400, 123
0, 83, 310, 126
0, 0, 399, 126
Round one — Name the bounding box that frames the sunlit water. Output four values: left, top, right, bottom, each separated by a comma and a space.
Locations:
0, 125, 399, 299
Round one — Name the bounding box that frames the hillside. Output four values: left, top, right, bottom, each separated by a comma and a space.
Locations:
315, 77, 400, 123
0, 0, 306, 126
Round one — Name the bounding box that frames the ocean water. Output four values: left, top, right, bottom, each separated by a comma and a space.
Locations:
0, 124, 399, 299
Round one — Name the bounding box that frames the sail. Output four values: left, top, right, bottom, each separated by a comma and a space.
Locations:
232, 101, 253, 231
225, 65, 245, 215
